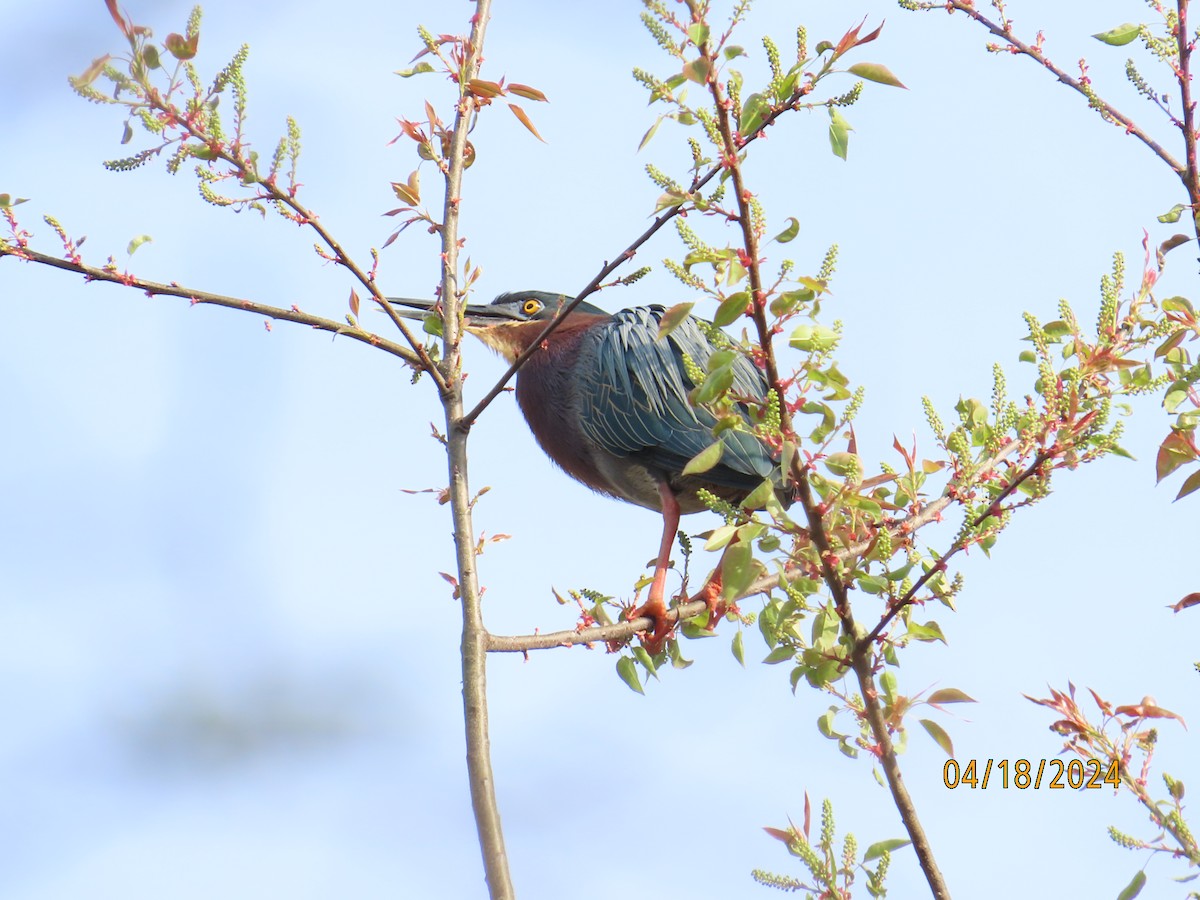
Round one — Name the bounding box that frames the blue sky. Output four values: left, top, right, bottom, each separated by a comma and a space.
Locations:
2, 1, 1197, 898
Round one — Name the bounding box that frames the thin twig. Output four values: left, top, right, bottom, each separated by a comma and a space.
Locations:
189, 134, 449, 393
857, 446, 1054, 652
931, 1, 1185, 176
487, 600, 709, 652
0, 242, 422, 365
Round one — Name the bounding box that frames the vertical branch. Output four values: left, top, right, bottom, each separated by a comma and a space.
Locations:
1176, 0, 1200, 244
437, 2, 513, 898
702, 24, 951, 900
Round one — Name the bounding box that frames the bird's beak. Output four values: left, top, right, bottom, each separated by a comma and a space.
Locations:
386, 297, 525, 325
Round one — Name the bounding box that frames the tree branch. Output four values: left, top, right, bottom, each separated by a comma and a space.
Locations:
487, 600, 709, 653
919, 1, 1186, 177
700, 28, 950, 896
1175, 0, 1200, 243
0, 241, 423, 366
434, 4, 513, 898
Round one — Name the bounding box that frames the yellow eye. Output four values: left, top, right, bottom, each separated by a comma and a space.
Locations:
522, 298, 542, 316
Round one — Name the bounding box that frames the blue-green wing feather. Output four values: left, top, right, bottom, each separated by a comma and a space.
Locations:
579, 306, 774, 489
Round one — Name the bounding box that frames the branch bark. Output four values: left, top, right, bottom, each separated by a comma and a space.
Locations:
926, 1, 1185, 177
0, 242, 423, 365
436, 3, 513, 898
703, 30, 951, 898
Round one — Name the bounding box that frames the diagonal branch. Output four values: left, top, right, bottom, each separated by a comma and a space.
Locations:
920, 1, 1185, 177
0, 242, 423, 365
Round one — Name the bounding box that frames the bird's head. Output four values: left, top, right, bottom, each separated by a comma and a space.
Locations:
388, 291, 609, 362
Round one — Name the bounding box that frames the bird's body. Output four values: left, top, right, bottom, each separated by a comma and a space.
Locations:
390, 290, 779, 649
510, 300, 774, 515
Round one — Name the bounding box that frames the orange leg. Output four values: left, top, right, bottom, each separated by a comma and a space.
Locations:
628, 482, 681, 653
698, 569, 727, 629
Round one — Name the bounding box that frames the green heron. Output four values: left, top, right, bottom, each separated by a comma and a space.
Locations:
390, 290, 779, 648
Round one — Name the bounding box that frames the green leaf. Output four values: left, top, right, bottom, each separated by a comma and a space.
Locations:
846, 61, 906, 88
739, 477, 776, 511
789, 324, 839, 352
919, 718, 954, 756
126, 234, 153, 255
653, 189, 689, 214
864, 838, 911, 861
683, 57, 711, 84
691, 362, 735, 405
1092, 23, 1141, 46
616, 656, 645, 694
0, 194, 29, 208
824, 452, 860, 477
856, 574, 888, 595
687, 23, 710, 46
656, 301, 695, 339
1158, 203, 1187, 223
763, 645, 796, 664
638, 116, 663, 152
927, 688, 977, 705
395, 61, 435, 78
705, 523, 739, 551
1115, 870, 1147, 900
683, 440, 725, 476
667, 639, 694, 669
421, 313, 443, 337
731, 630, 745, 667
720, 541, 758, 601
1161, 296, 1196, 317
740, 92, 769, 135
770, 289, 813, 316
631, 646, 659, 678
905, 620, 947, 644
828, 108, 851, 160
712, 291, 749, 327
723, 45, 746, 60
773, 216, 800, 244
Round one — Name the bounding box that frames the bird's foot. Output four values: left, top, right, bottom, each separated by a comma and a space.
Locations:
624, 594, 675, 655
696, 573, 733, 632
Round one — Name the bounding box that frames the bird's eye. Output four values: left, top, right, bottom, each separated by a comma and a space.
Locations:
522, 298, 542, 315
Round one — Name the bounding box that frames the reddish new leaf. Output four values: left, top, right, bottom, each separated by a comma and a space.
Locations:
1157, 430, 1197, 482
507, 103, 545, 142
106, 0, 131, 37
928, 688, 977, 705
165, 32, 199, 60
1170, 592, 1200, 613
1175, 468, 1200, 501
1113, 698, 1187, 728
77, 54, 112, 87
508, 82, 548, 102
